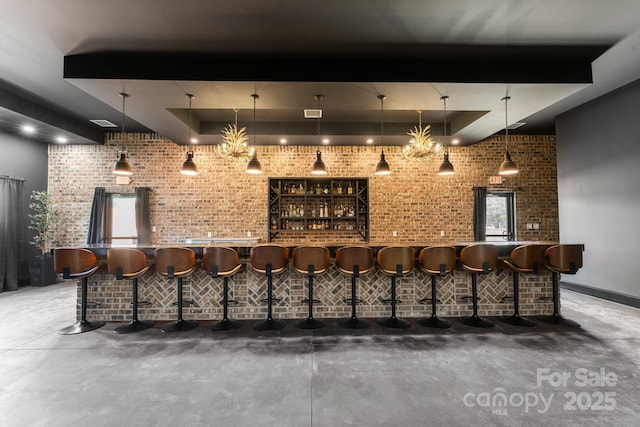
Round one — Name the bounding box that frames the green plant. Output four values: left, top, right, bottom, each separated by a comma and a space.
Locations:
28, 190, 60, 255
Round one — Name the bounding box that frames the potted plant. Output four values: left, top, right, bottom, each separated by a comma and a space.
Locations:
27, 190, 60, 286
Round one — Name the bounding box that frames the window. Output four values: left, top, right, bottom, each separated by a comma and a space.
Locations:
106, 193, 137, 244
485, 192, 515, 241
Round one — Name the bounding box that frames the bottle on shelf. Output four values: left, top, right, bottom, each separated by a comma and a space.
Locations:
347, 181, 353, 194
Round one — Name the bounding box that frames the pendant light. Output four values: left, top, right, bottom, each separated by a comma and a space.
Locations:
246, 93, 263, 174
180, 94, 198, 176
311, 94, 327, 175
113, 92, 133, 176
498, 96, 519, 176
437, 95, 455, 176
375, 94, 391, 175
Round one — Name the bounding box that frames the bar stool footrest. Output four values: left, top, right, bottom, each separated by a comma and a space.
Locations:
301, 299, 320, 305
260, 298, 281, 304
132, 300, 152, 307
85, 301, 101, 309
418, 297, 442, 304
500, 295, 514, 303
380, 298, 402, 304
219, 299, 239, 305
343, 298, 363, 305
172, 300, 195, 307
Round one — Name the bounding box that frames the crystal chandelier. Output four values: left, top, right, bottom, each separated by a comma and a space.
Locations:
216, 108, 254, 162
401, 109, 443, 161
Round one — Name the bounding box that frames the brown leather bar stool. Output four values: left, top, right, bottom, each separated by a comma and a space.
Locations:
202, 246, 243, 331
376, 245, 415, 329
154, 247, 198, 332
292, 245, 331, 329
459, 243, 498, 328
54, 248, 106, 335
538, 244, 583, 327
417, 245, 455, 329
499, 243, 548, 327
249, 244, 289, 331
336, 246, 375, 329
107, 248, 155, 334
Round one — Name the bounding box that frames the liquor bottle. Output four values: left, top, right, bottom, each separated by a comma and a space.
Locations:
337, 181, 342, 194
271, 217, 278, 230
347, 181, 353, 194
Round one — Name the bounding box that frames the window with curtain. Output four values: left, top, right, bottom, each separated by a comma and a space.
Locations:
87, 187, 151, 245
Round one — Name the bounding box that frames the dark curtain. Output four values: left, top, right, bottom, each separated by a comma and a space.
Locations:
473, 186, 487, 241
87, 187, 107, 244
0, 176, 23, 291
135, 187, 152, 244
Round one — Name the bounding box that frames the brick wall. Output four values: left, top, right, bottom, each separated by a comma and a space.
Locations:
48, 133, 558, 246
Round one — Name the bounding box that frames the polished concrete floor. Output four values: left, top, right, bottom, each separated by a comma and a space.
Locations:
0, 281, 639, 427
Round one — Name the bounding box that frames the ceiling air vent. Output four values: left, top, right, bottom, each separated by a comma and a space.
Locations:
304, 109, 322, 119
90, 119, 117, 128
507, 122, 525, 130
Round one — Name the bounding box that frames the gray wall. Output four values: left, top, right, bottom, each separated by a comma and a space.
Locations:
0, 131, 49, 284
556, 79, 640, 299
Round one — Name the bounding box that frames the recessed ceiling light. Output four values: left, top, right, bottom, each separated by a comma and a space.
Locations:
55, 136, 68, 143
90, 119, 117, 128
190, 137, 198, 143
279, 138, 287, 144
366, 138, 373, 144
451, 138, 460, 145
507, 122, 526, 130
322, 138, 329, 145
21, 124, 36, 134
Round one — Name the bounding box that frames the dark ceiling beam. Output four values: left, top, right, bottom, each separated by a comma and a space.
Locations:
0, 82, 105, 144
64, 45, 608, 84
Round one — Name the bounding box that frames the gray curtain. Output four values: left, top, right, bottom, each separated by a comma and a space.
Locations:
1, 176, 24, 291
135, 187, 152, 244
87, 187, 107, 244
473, 186, 487, 241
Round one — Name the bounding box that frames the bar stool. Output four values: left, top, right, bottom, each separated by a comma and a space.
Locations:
538, 244, 583, 327
292, 245, 330, 329
107, 248, 155, 334
416, 245, 455, 329
336, 246, 374, 329
54, 248, 106, 335
154, 247, 198, 332
249, 244, 289, 331
202, 246, 243, 331
499, 243, 548, 327
459, 243, 498, 328
376, 245, 415, 329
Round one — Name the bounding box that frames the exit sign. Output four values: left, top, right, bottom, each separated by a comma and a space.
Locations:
488, 175, 504, 185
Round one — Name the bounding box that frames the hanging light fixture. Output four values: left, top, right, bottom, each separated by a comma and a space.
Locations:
375, 94, 391, 175
437, 95, 455, 176
113, 92, 133, 176
311, 94, 327, 175
246, 93, 263, 174
180, 94, 198, 176
498, 96, 519, 176
216, 107, 253, 162
401, 107, 442, 161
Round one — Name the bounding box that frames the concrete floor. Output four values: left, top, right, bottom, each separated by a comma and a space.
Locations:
0, 282, 639, 427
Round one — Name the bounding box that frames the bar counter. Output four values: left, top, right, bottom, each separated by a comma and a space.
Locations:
61, 241, 569, 323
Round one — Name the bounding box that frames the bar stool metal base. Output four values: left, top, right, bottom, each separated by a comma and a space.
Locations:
378, 316, 411, 329
161, 318, 198, 333
210, 319, 242, 332
60, 320, 106, 335
537, 313, 580, 327
461, 315, 494, 328
500, 314, 535, 327
295, 317, 326, 330
254, 318, 286, 331
339, 317, 370, 329
115, 319, 155, 334
418, 315, 452, 329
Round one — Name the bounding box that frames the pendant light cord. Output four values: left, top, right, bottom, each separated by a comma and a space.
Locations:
119, 92, 128, 151
316, 94, 322, 147
442, 95, 448, 154
503, 96, 510, 151
379, 95, 385, 144
253, 94, 258, 147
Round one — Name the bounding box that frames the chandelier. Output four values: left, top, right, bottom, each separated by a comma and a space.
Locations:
216, 108, 254, 162
401, 110, 442, 161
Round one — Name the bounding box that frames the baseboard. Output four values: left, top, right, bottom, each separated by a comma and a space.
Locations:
561, 281, 640, 309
